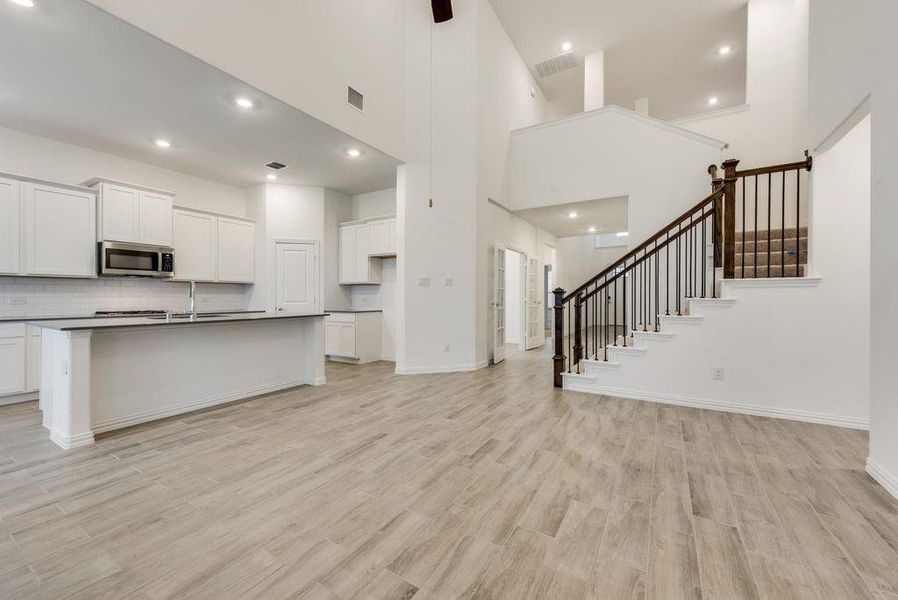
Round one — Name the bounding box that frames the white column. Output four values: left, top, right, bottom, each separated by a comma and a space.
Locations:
304, 317, 327, 386
584, 50, 605, 112
49, 330, 94, 449
634, 97, 649, 116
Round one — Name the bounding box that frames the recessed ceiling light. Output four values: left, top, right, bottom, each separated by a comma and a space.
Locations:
346, 148, 362, 158
561, 41, 572, 53
266, 173, 278, 181
9, 0, 35, 7
718, 45, 732, 56
154, 138, 171, 149
235, 97, 254, 109
707, 96, 719, 106
588, 226, 597, 233
568, 211, 578, 219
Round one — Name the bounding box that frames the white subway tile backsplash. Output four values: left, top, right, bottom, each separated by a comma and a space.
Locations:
0, 276, 249, 318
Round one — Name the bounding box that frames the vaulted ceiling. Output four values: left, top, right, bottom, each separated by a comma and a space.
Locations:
488, 0, 748, 121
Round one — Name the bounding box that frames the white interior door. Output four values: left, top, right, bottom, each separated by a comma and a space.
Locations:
493, 242, 507, 363
275, 242, 318, 314
525, 256, 543, 349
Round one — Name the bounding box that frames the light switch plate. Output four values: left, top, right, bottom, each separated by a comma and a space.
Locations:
417, 277, 431, 287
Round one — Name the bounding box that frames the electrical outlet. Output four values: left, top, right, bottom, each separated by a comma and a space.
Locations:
443, 277, 453, 287
712, 367, 725, 381
444, 343, 451, 353
9, 297, 26, 306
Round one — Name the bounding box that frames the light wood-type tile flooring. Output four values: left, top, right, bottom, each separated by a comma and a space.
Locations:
2, 347, 898, 599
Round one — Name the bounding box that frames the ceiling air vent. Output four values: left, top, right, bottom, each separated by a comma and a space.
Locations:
348, 86, 364, 111
265, 161, 288, 171
535, 53, 578, 78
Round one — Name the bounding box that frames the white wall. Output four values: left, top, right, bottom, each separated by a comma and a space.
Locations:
567, 278, 869, 430
673, 0, 809, 169
808, 0, 898, 496
246, 184, 326, 313
398, 0, 479, 373
506, 107, 723, 243
556, 235, 627, 293
474, 0, 556, 364
0, 125, 247, 216
351, 188, 397, 220
87, 0, 407, 160
504, 249, 522, 345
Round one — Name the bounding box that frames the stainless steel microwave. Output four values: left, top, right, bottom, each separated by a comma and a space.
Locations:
98, 241, 175, 278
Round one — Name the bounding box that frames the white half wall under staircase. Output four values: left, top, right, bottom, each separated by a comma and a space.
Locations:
563, 277, 869, 430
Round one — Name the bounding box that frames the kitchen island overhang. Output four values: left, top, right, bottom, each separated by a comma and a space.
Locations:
31, 313, 328, 449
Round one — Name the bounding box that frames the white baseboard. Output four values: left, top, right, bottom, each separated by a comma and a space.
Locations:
866, 457, 898, 500
396, 360, 488, 375
92, 378, 308, 434
50, 429, 95, 450
564, 382, 869, 430
0, 391, 39, 406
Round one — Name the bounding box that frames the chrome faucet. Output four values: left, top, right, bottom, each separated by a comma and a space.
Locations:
187, 281, 197, 317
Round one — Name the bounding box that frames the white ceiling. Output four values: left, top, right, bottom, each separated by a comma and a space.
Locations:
514, 196, 628, 238
488, 0, 748, 121
0, 0, 400, 194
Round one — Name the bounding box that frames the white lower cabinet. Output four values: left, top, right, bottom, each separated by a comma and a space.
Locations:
0, 324, 29, 398
26, 326, 40, 393
325, 312, 382, 364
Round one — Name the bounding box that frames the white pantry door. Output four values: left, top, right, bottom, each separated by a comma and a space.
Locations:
525, 256, 543, 349
493, 242, 507, 364
275, 242, 318, 314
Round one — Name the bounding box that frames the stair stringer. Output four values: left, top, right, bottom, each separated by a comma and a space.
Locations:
562, 278, 868, 430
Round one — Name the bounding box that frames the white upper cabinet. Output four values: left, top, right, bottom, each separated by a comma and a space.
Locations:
99, 183, 139, 242
368, 217, 397, 256
0, 176, 20, 275
138, 191, 174, 246
22, 182, 96, 278
339, 225, 357, 283
89, 179, 174, 246
216, 217, 254, 283
339, 217, 396, 285
339, 223, 381, 285
172, 208, 216, 282
173, 208, 254, 284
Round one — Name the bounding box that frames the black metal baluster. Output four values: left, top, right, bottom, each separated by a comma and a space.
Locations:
781, 171, 786, 277
754, 175, 758, 278
613, 278, 618, 348
742, 177, 746, 278
767, 173, 772, 276
654, 251, 660, 331
676, 224, 681, 315
622, 270, 627, 347
796, 168, 801, 276
702, 213, 707, 298
712, 200, 717, 298
567, 302, 571, 372
665, 233, 670, 315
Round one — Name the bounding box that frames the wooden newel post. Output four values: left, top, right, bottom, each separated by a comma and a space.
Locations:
572, 294, 583, 373
709, 164, 724, 270
552, 288, 566, 388
721, 158, 740, 279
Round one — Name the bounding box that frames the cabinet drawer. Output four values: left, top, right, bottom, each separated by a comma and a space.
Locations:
0, 323, 26, 339
326, 312, 357, 324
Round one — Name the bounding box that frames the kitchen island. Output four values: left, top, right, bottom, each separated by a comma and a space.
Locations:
31, 312, 327, 449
